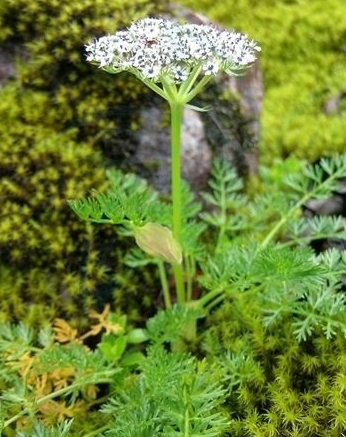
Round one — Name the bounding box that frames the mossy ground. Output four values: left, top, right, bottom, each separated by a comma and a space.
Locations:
203, 297, 346, 436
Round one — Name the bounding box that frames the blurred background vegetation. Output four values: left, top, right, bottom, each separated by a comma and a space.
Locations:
0, 0, 168, 326
180, 0, 346, 161
0, 0, 345, 325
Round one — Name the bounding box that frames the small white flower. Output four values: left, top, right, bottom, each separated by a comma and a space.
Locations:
141, 64, 161, 80
203, 59, 220, 75
172, 65, 190, 83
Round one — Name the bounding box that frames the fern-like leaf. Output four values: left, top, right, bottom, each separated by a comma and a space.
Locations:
16, 420, 73, 437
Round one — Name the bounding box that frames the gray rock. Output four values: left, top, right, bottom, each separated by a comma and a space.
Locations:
305, 178, 346, 216
305, 196, 345, 216
134, 104, 212, 192
0, 43, 17, 87
323, 91, 346, 115
181, 107, 212, 191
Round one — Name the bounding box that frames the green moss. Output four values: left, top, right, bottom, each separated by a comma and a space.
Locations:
0, 0, 167, 139
0, 86, 109, 325
0, 0, 168, 325
203, 295, 346, 436
177, 0, 346, 162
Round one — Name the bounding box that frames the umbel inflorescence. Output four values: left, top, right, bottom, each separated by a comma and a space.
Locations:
86, 17, 260, 84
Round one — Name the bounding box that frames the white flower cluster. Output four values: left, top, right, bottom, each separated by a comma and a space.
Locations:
86, 17, 260, 83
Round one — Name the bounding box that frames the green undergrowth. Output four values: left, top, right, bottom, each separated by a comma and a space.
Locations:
203, 297, 346, 436
177, 0, 346, 162
1, 156, 346, 436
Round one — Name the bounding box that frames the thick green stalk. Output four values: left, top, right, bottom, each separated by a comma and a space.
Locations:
170, 102, 185, 303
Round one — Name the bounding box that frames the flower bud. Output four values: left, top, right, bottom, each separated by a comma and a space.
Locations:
134, 222, 182, 264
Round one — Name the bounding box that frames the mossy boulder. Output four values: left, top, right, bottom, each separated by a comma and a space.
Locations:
0, 0, 167, 326
178, 0, 346, 163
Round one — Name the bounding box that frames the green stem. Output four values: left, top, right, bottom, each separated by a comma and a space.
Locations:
141, 78, 168, 101
178, 63, 202, 97
204, 292, 226, 312
260, 196, 312, 249
183, 386, 190, 437
157, 259, 172, 309
171, 103, 183, 241
170, 102, 185, 303
260, 165, 346, 249
184, 75, 213, 102
185, 255, 196, 302
173, 263, 185, 303
83, 425, 109, 437
197, 284, 225, 309
3, 371, 116, 429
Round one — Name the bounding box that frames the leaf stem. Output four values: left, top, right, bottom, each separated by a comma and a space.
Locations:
2, 370, 116, 430
185, 255, 196, 302
197, 284, 225, 309
157, 259, 172, 309
83, 424, 109, 437
260, 162, 346, 249
204, 292, 226, 312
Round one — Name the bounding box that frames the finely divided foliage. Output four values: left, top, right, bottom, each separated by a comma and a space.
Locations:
102, 346, 229, 437
85, 17, 260, 82
199, 157, 346, 341
16, 421, 72, 437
